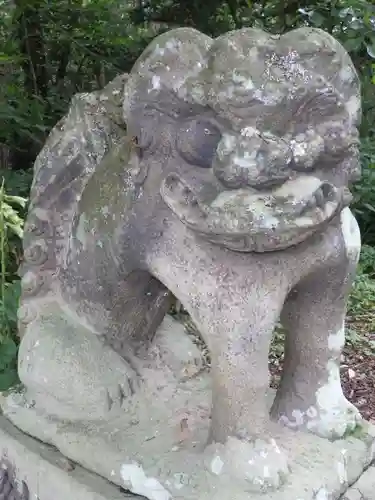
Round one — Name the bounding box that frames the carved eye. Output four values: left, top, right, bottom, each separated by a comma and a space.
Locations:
176, 119, 222, 168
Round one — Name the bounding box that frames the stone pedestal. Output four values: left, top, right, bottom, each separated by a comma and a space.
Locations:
1, 406, 374, 500
0, 415, 137, 500
343, 465, 375, 500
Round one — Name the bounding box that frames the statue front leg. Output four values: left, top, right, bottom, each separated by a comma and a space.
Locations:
207, 297, 280, 444
271, 209, 362, 439
148, 241, 291, 491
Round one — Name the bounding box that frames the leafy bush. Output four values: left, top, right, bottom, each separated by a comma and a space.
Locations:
0, 180, 26, 390
348, 245, 375, 316
352, 139, 375, 245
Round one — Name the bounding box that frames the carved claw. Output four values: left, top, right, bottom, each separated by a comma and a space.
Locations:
105, 374, 140, 413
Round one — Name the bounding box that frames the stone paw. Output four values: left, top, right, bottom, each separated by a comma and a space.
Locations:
273, 396, 362, 440
204, 436, 290, 493
105, 371, 141, 413
16, 313, 143, 420
305, 398, 362, 440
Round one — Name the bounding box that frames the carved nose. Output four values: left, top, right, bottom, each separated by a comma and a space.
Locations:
213, 156, 291, 191
214, 132, 293, 190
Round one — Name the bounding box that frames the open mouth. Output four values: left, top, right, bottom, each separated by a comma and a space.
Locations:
161, 174, 351, 252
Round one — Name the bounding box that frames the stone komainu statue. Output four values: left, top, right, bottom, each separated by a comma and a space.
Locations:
1, 26, 366, 498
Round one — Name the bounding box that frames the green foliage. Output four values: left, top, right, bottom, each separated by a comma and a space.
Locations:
0, 335, 19, 391
352, 139, 375, 244
0, 180, 26, 389
348, 245, 375, 316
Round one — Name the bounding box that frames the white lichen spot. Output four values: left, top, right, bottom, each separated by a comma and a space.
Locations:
336, 460, 347, 484
153, 44, 165, 57
339, 66, 353, 82
217, 134, 236, 157
278, 408, 306, 429
306, 406, 318, 419
290, 140, 307, 159
76, 212, 89, 248
369, 439, 375, 461
314, 487, 329, 500
210, 455, 224, 475
255, 213, 280, 230
120, 464, 171, 500
328, 322, 345, 351
291, 409, 304, 426
345, 95, 360, 119
270, 439, 281, 455
165, 39, 180, 53
315, 360, 342, 410
305, 358, 361, 437
263, 466, 270, 478
232, 70, 255, 90
151, 75, 161, 91
173, 472, 188, 490
240, 126, 257, 138
340, 207, 361, 265
232, 150, 257, 169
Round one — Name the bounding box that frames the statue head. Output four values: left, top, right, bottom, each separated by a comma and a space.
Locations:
123, 27, 361, 252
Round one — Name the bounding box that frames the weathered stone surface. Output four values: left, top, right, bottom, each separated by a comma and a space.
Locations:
1, 353, 374, 500
0, 25, 369, 500
0, 414, 136, 500
343, 465, 375, 500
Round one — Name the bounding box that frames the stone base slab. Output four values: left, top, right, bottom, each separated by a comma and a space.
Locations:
0, 415, 136, 500
1, 412, 375, 500
343, 465, 375, 500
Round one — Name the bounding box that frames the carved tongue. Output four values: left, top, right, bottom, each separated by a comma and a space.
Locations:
161, 173, 342, 243
209, 176, 338, 220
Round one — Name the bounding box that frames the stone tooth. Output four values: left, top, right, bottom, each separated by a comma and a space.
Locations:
314, 188, 325, 208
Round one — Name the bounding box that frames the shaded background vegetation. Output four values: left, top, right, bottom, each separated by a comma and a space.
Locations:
0, 0, 374, 386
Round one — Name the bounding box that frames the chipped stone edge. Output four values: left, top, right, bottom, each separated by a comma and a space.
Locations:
340, 463, 375, 500
0, 414, 136, 500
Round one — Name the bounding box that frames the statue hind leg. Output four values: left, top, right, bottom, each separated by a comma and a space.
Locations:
2, 271, 172, 440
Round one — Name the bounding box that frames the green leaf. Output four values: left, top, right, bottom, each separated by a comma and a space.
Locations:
344, 37, 364, 52
363, 203, 375, 213
0, 337, 18, 363
366, 42, 375, 58
309, 11, 326, 27
0, 369, 19, 391
3, 194, 27, 208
